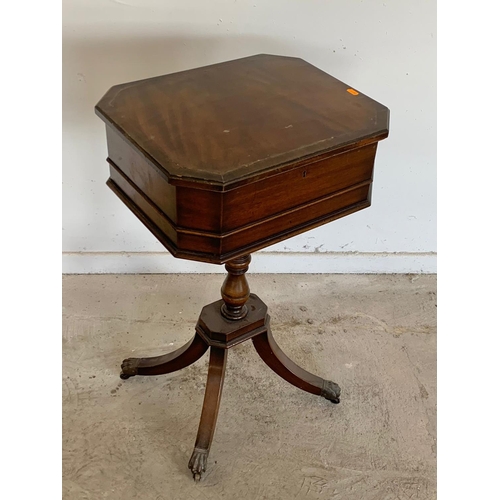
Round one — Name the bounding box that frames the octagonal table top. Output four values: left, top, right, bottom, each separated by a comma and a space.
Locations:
95, 54, 389, 187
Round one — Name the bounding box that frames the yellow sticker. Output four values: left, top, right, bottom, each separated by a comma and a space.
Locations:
347, 88, 359, 95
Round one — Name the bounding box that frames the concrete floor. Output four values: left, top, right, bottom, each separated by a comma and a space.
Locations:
63, 274, 436, 500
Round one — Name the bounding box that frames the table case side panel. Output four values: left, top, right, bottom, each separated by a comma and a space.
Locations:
108, 163, 178, 245
106, 125, 177, 222
176, 187, 223, 232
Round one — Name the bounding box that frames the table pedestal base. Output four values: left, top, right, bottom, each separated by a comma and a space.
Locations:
119, 293, 341, 481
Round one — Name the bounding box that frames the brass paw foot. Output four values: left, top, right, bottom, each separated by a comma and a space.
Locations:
188, 448, 208, 481
120, 358, 140, 379
321, 380, 341, 404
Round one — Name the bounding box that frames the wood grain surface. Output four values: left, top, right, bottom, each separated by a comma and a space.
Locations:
96, 54, 388, 186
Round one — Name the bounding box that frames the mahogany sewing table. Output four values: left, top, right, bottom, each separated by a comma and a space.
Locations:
95, 54, 389, 480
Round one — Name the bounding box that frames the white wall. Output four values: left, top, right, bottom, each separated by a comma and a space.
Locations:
62, 0, 436, 273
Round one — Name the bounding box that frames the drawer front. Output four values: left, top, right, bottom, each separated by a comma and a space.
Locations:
221, 183, 371, 256
222, 143, 377, 231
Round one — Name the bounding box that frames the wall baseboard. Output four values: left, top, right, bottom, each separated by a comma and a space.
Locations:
62, 251, 437, 274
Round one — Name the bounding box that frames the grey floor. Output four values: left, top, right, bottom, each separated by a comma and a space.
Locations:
63, 274, 436, 500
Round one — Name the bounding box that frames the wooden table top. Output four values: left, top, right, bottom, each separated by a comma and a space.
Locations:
96, 54, 389, 187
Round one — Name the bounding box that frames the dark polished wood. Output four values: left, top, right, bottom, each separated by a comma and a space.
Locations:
117, 265, 340, 480
96, 54, 389, 264
196, 294, 268, 349
253, 326, 341, 403
96, 54, 389, 481
119, 333, 208, 379
96, 54, 388, 186
220, 254, 251, 320
188, 347, 227, 481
